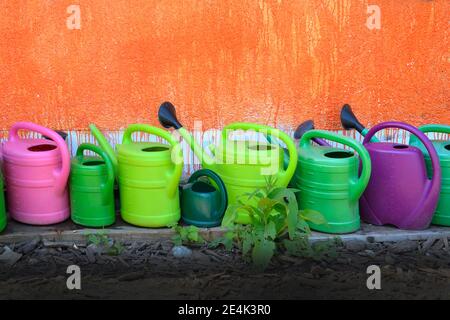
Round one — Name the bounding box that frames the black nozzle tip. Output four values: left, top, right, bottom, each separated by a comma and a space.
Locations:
43, 130, 68, 141
294, 120, 315, 140
340, 104, 364, 132
158, 101, 182, 129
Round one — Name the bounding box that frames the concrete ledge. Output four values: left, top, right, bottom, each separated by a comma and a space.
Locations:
1, 218, 450, 245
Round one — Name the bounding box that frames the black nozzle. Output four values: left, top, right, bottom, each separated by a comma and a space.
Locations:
294, 120, 315, 140
340, 104, 365, 133
158, 101, 183, 129
43, 130, 68, 141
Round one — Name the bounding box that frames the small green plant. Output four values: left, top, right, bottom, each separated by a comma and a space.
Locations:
169, 224, 205, 246
87, 232, 124, 256
220, 176, 327, 270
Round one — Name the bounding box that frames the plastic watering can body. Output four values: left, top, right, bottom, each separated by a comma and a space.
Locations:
91, 124, 183, 228
296, 130, 371, 233
0, 171, 6, 233
360, 122, 441, 230
181, 169, 228, 228
158, 102, 298, 224
70, 143, 115, 227
409, 124, 450, 226
181, 124, 297, 224
2, 122, 70, 225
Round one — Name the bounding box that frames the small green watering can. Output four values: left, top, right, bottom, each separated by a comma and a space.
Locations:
181, 169, 228, 228
0, 171, 6, 233
296, 130, 372, 233
158, 102, 298, 224
70, 143, 115, 227
410, 124, 450, 226
90, 123, 183, 228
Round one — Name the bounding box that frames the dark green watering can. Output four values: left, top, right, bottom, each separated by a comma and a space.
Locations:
0, 171, 6, 233
181, 169, 228, 228
70, 143, 115, 227
410, 124, 450, 226
296, 130, 372, 233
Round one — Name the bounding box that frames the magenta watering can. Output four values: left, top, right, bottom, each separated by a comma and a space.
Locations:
360, 122, 441, 230
2, 122, 70, 225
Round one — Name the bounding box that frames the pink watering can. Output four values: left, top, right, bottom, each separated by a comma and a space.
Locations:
2, 122, 70, 225
360, 122, 441, 230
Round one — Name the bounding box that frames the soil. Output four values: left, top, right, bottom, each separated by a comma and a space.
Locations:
1, 237, 450, 300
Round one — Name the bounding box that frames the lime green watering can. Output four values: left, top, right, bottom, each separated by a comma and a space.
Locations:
90, 123, 183, 227
410, 124, 450, 226
158, 102, 298, 224
296, 130, 372, 233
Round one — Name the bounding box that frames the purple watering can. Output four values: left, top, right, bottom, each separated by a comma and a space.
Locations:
360, 122, 441, 230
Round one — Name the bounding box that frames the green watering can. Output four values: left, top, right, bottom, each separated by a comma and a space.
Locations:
181, 169, 228, 228
158, 102, 298, 224
70, 143, 115, 227
0, 171, 6, 233
410, 124, 450, 226
90, 123, 183, 228
296, 130, 372, 233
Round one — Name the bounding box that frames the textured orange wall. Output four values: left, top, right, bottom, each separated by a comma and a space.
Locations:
0, 0, 448, 131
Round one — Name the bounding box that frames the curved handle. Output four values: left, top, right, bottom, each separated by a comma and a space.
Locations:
417, 124, 450, 138
222, 123, 298, 186
188, 169, 228, 218
89, 124, 119, 177
364, 121, 441, 207
122, 124, 183, 198
301, 130, 372, 200
76, 143, 115, 204
9, 122, 70, 195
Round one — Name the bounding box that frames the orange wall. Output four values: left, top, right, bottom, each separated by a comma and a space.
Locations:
0, 0, 448, 131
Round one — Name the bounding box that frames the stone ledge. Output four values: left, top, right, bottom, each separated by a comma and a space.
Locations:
1, 219, 450, 245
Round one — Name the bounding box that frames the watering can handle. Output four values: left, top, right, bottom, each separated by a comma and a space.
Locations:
76, 143, 115, 204
417, 124, 450, 136
222, 123, 298, 186
188, 169, 228, 218
9, 122, 70, 195
123, 124, 183, 198
300, 130, 372, 201
364, 122, 441, 205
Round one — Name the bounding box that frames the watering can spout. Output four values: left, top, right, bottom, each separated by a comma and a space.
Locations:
341, 104, 365, 133
89, 124, 119, 177
158, 102, 215, 167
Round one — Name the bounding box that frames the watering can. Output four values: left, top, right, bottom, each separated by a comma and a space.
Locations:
296, 130, 372, 233
0, 171, 6, 233
360, 122, 441, 229
70, 143, 115, 227
409, 125, 450, 226
181, 169, 228, 228
2, 122, 70, 225
158, 101, 298, 224
90, 123, 183, 227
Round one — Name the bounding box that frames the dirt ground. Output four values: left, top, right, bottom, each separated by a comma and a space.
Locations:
1, 237, 450, 300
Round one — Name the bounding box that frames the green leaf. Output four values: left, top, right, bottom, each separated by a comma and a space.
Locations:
265, 221, 277, 240
300, 209, 327, 225
252, 239, 276, 270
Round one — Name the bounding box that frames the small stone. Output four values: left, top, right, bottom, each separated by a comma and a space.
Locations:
19, 238, 40, 255
389, 240, 418, 254
171, 246, 192, 258
0, 246, 22, 266
345, 240, 367, 252
86, 244, 102, 263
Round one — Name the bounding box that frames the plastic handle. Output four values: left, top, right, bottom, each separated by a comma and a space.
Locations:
76, 143, 115, 204
301, 130, 372, 201
122, 124, 183, 198
188, 169, 228, 218
9, 122, 70, 195
222, 123, 298, 186
364, 121, 442, 208
417, 124, 450, 138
